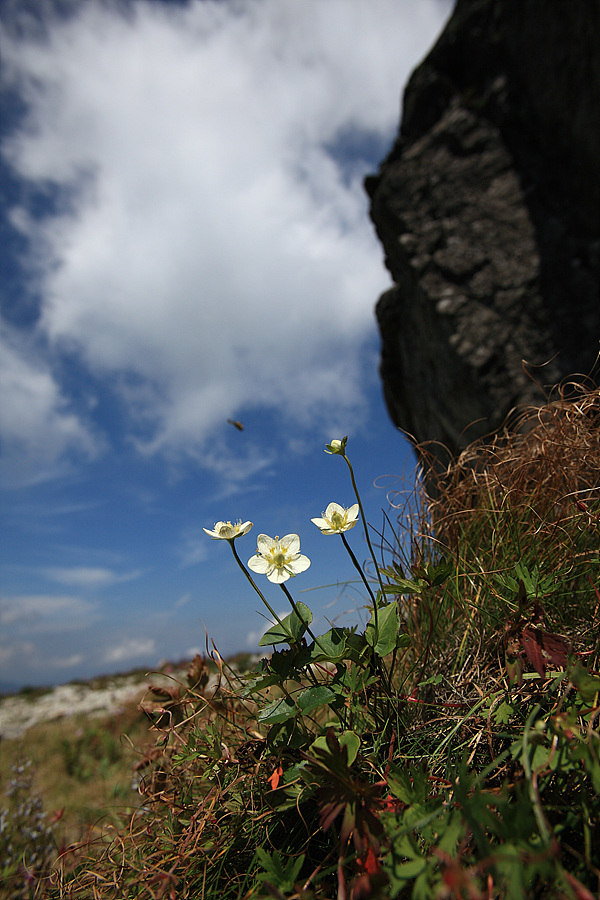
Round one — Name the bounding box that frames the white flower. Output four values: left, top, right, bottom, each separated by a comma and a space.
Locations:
203, 520, 253, 540
247, 534, 311, 584
325, 437, 347, 455
311, 502, 359, 535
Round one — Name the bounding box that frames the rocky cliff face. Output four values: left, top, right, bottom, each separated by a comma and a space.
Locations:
367, 0, 600, 463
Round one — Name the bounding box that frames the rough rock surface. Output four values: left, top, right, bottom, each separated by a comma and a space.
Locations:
367, 0, 600, 463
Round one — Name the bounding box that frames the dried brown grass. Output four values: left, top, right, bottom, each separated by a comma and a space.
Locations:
397, 380, 600, 716
430, 379, 600, 547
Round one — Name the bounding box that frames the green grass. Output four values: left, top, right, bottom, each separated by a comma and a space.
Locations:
0, 700, 150, 849
2, 383, 599, 899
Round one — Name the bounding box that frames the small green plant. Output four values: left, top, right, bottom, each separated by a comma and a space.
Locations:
50, 384, 600, 899
0, 759, 56, 899
60, 722, 124, 783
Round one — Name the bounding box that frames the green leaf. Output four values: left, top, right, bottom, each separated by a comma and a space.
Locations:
256, 849, 305, 893
267, 720, 308, 752
365, 601, 401, 656
388, 832, 421, 860
257, 697, 297, 724
309, 730, 361, 765
268, 646, 311, 676
259, 602, 313, 646
344, 631, 369, 660
493, 700, 516, 725
308, 626, 349, 663
437, 809, 466, 856
569, 662, 600, 704
296, 685, 336, 716
387, 763, 430, 805
383, 577, 424, 596
414, 869, 433, 900
241, 671, 284, 696
428, 559, 453, 586
393, 857, 427, 879
244, 646, 310, 692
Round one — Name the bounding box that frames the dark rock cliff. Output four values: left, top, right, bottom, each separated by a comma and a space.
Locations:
366, 0, 600, 463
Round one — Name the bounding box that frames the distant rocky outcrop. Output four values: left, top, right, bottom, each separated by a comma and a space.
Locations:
366, 0, 600, 465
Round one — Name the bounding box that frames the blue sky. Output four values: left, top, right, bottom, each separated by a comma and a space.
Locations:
0, 0, 452, 690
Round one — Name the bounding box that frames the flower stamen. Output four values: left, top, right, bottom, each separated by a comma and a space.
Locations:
311, 502, 359, 535
248, 533, 311, 584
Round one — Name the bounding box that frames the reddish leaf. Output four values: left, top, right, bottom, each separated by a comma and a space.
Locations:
521, 628, 546, 678
340, 803, 356, 846
521, 627, 570, 677
350, 874, 373, 899
381, 793, 403, 812
267, 764, 283, 790
562, 871, 597, 900
319, 800, 346, 832
539, 630, 570, 667
362, 844, 380, 876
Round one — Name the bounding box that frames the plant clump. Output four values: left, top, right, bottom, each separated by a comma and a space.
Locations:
23, 383, 600, 899
0, 759, 56, 899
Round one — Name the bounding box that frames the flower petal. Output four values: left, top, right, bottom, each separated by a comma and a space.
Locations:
325, 437, 347, 455
248, 532, 309, 581
203, 520, 253, 540
266, 567, 291, 584
311, 502, 360, 534
289, 554, 311, 575
255, 533, 275, 554
248, 554, 271, 575
310, 517, 329, 530
279, 533, 301, 555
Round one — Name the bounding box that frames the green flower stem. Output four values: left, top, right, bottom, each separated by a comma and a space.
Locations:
341, 454, 387, 632
228, 542, 306, 716
279, 582, 329, 656
228, 540, 287, 632
522, 704, 552, 845
340, 531, 377, 608
339, 528, 392, 688
230, 542, 327, 673
279, 585, 346, 724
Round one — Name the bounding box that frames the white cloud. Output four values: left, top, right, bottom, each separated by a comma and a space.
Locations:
0, 641, 36, 668
178, 527, 211, 568
50, 652, 84, 669
0, 321, 99, 487
104, 637, 156, 664
1, 0, 450, 481
0, 593, 96, 630
175, 592, 192, 608
43, 565, 141, 588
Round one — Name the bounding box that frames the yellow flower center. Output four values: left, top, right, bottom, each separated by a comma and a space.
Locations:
330, 511, 344, 529
272, 550, 287, 569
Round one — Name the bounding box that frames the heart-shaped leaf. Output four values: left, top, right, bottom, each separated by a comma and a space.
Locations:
259, 602, 313, 646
